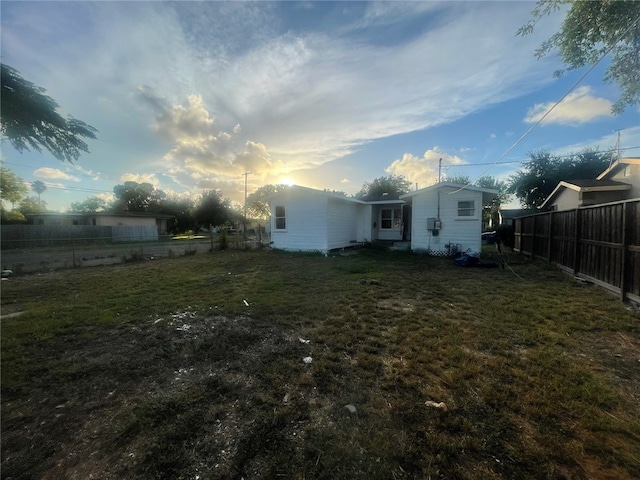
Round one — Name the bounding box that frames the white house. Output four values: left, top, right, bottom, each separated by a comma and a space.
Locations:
400, 183, 498, 255
268, 184, 497, 254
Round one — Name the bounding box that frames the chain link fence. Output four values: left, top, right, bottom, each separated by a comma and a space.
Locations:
0, 234, 265, 275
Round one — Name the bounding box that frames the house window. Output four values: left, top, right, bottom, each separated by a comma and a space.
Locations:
457, 200, 475, 218
275, 206, 286, 230
380, 208, 402, 229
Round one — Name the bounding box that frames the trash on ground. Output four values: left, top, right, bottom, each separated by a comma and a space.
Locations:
243, 299, 249, 306
299, 338, 310, 344
425, 400, 448, 411
344, 404, 357, 415
302, 356, 313, 364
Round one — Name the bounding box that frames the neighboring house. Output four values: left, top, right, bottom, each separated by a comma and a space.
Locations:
400, 183, 498, 255
495, 208, 529, 227
541, 157, 640, 211
597, 157, 640, 198
268, 183, 497, 255
26, 212, 174, 235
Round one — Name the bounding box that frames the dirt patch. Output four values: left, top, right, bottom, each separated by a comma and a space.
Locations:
1, 311, 311, 479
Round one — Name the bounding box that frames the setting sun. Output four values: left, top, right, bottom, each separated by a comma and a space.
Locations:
280, 177, 295, 186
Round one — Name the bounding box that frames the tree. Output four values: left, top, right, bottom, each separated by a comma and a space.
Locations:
157, 195, 196, 234
112, 181, 165, 212
1, 64, 98, 162
508, 149, 612, 210
68, 196, 107, 213
31, 180, 47, 204
1, 166, 28, 209
193, 190, 232, 230
246, 184, 288, 220
518, 0, 640, 114
444, 175, 472, 185
19, 195, 47, 215
355, 175, 412, 199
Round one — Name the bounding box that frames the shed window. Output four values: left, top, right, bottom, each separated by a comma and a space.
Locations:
380, 208, 402, 229
275, 206, 286, 230
457, 200, 475, 218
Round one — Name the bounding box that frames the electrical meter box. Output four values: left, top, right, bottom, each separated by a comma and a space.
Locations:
427, 218, 441, 235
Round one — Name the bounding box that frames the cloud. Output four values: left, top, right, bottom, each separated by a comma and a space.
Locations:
119, 173, 160, 186
385, 147, 466, 187
524, 86, 613, 125
340, 178, 351, 184
2, 1, 564, 203
34, 168, 80, 182
489, 133, 497, 139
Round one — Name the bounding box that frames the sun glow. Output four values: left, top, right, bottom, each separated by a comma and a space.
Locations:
280, 177, 295, 186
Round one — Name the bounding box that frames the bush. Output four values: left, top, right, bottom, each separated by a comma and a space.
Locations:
218, 229, 228, 251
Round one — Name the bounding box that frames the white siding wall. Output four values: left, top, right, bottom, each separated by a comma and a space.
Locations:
270, 190, 328, 251
327, 198, 360, 250
357, 204, 371, 243
411, 187, 483, 253
551, 189, 580, 211
372, 205, 403, 241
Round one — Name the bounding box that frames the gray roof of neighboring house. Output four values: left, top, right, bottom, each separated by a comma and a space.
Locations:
563, 179, 630, 188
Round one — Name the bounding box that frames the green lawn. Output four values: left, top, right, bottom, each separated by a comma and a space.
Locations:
1, 248, 639, 479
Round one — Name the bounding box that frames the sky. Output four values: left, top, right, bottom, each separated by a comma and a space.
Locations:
1, 1, 639, 211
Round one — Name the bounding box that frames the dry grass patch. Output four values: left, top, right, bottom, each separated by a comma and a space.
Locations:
1, 248, 639, 479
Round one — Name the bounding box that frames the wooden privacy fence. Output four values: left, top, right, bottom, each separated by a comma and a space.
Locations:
514, 199, 640, 304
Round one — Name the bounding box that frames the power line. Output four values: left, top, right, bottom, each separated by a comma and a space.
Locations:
450, 13, 640, 193
441, 145, 640, 168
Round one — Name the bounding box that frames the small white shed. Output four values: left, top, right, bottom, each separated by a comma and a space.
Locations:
268, 186, 369, 253
400, 183, 497, 255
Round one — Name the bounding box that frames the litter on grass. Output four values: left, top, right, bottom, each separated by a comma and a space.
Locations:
303, 356, 313, 364
425, 400, 448, 411
299, 338, 310, 344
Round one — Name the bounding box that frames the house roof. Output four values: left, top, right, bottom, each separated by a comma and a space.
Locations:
400, 182, 498, 205
541, 179, 631, 209
267, 185, 406, 205
500, 208, 529, 219
266, 185, 366, 204
597, 157, 640, 180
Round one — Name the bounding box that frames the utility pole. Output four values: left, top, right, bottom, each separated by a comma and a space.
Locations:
438, 158, 442, 183
612, 129, 623, 165
243, 172, 251, 248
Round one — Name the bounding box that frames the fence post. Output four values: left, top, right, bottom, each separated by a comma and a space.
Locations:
547, 212, 554, 263
531, 215, 537, 258
572, 208, 582, 275
620, 201, 629, 302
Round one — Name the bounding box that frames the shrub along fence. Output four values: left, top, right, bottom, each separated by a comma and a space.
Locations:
514, 198, 640, 304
